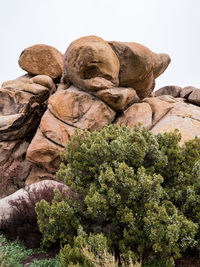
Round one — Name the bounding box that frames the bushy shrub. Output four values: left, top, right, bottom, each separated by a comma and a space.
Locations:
35, 125, 200, 266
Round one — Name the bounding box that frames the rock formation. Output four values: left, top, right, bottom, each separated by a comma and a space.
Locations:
1, 35, 200, 199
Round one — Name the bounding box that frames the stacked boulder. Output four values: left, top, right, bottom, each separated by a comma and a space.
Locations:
1, 34, 200, 199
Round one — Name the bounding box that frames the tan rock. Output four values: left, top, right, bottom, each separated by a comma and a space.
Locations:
62, 35, 120, 91
108, 41, 170, 98
143, 97, 173, 126
117, 102, 152, 129
30, 75, 56, 93
48, 86, 116, 131
26, 128, 62, 172
40, 109, 77, 147
0, 141, 32, 198
188, 89, 200, 105
95, 87, 139, 111
25, 165, 55, 186
18, 44, 63, 79
180, 86, 197, 99
151, 102, 200, 145
154, 85, 182, 97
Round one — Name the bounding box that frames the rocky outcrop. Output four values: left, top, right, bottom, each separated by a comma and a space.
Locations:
0, 75, 56, 197
4, 35, 200, 200
18, 44, 63, 79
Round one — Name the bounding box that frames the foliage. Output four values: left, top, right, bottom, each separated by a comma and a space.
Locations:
36, 124, 200, 266
0, 233, 60, 267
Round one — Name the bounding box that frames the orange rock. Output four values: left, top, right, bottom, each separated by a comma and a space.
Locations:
40, 109, 77, 147
18, 44, 63, 79
26, 128, 63, 172
108, 41, 170, 98
95, 87, 139, 111
62, 35, 120, 91
48, 86, 116, 131
117, 102, 152, 129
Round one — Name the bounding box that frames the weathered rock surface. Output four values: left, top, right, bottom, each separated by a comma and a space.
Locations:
117, 102, 152, 129
154, 85, 182, 98
95, 87, 139, 111
26, 128, 63, 173
188, 89, 200, 106
62, 35, 120, 91
151, 101, 200, 145
108, 41, 171, 98
48, 86, 116, 130
0, 75, 55, 198
18, 44, 63, 79
26, 85, 116, 170
180, 86, 197, 99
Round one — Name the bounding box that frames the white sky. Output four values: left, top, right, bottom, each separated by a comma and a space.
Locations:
0, 0, 200, 91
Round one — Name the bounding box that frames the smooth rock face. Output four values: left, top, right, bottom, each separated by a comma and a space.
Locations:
18, 44, 63, 79
117, 102, 152, 129
154, 85, 182, 98
188, 89, 200, 105
180, 86, 197, 99
0, 180, 72, 222
26, 128, 63, 172
151, 101, 200, 145
108, 41, 171, 98
48, 86, 116, 131
40, 109, 76, 147
62, 35, 120, 91
95, 87, 139, 111
143, 97, 173, 126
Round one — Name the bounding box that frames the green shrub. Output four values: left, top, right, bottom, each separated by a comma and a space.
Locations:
36, 125, 200, 266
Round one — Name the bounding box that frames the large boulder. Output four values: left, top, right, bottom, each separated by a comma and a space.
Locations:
26, 85, 115, 171
48, 86, 116, 130
18, 44, 63, 79
154, 85, 182, 98
0, 180, 75, 223
108, 41, 171, 98
62, 35, 120, 91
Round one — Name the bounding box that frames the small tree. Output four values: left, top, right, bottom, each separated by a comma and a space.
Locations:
36, 125, 200, 266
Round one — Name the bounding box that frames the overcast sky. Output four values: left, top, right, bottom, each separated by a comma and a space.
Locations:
1, 0, 200, 91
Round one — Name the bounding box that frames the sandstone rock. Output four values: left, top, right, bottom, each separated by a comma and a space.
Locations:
143, 97, 173, 126
95, 87, 139, 111
0, 141, 32, 198
180, 86, 197, 99
108, 41, 170, 98
0, 180, 72, 222
25, 165, 55, 186
40, 109, 77, 147
188, 89, 200, 105
26, 128, 62, 172
151, 101, 200, 145
18, 44, 63, 79
117, 102, 152, 129
48, 86, 116, 131
154, 85, 182, 97
0, 76, 52, 141
62, 35, 120, 91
